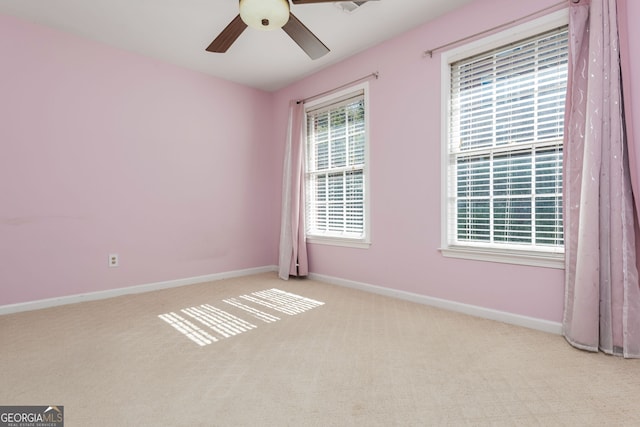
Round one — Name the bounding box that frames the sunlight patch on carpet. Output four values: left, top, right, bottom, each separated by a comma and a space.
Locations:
158, 312, 218, 347
239, 289, 325, 315
223, 298, 281, 323
181, 304, 256, 338
159, 289, 324, 346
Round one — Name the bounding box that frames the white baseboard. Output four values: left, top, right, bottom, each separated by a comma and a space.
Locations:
3, 267, 562, 335
0, 265, 278, 316
309, 273, 562, 335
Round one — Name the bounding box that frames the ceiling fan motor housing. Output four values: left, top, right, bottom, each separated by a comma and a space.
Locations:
239, 0, 290, 30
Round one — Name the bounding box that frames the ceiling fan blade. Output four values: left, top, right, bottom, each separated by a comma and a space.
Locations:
206, 15, 247, 53
282, 13, 330, 60
291, 0, 379, 4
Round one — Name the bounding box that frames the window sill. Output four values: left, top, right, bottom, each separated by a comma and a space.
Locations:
307, 236, 371, 249
440, 246, 564, 269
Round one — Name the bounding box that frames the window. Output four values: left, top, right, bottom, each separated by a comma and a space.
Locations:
304, 83, 370, 248
441, 12, 568, 268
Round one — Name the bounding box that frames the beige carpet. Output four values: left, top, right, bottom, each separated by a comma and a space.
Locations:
1, 272, 639, 426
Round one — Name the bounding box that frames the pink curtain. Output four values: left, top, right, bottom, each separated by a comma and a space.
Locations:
563, 0, 640, 358
278, 101, 309, 280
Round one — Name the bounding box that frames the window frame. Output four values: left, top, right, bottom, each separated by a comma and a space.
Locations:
440, 10, 568, 269
304, 81, 371, 249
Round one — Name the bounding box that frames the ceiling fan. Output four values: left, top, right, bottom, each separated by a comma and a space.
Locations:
206, 0, 378, 60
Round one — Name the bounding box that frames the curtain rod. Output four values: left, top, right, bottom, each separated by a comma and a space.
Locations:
423, 0, 568, 58
296, 72, 379, 105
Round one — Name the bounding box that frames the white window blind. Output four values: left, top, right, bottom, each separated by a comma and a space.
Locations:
447, 26, 568, 254
305, 90, 366, 241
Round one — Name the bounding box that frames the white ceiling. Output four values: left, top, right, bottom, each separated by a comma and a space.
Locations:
0, 0, 475, 91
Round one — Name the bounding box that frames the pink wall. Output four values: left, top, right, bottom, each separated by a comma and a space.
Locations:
3, 0, 639, 324
272, 0, 575, 322
0, 14, 280, 305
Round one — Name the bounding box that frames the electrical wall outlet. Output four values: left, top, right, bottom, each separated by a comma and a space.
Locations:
108, 254, 119, 268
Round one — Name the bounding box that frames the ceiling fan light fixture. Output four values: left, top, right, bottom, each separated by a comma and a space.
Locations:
239, 0, 290, 31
